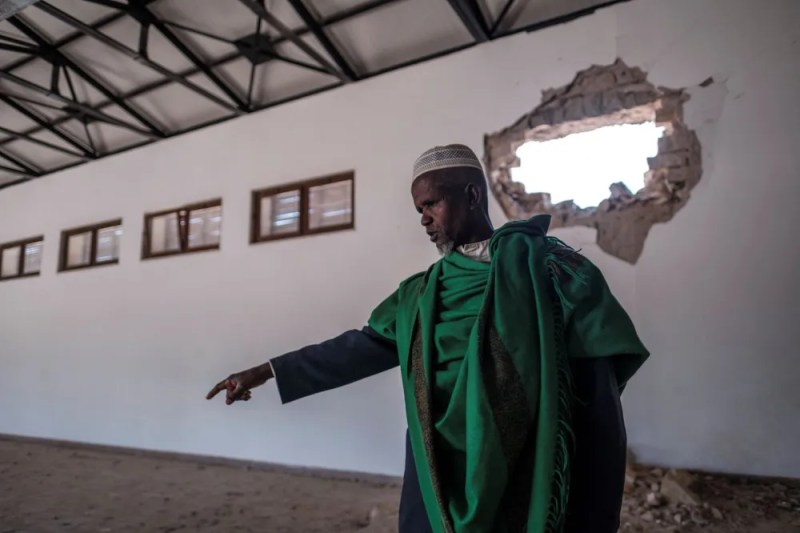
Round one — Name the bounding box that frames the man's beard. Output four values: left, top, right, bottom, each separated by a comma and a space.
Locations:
436, 240, 454, 256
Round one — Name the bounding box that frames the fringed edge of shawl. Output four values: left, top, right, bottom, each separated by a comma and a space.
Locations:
544, 237, 588, 313
544, 237, 580, 533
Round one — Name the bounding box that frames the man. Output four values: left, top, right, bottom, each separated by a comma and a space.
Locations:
207, 144, 649, 532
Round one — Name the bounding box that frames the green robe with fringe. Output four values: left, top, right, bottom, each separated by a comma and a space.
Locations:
368, 215, 649, 533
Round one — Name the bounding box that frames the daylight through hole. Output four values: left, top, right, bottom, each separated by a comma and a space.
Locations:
511, 122, 665, 208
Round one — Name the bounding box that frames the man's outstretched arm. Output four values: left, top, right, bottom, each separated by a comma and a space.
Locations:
270, 327, 399, 403
206, 327, 399, 405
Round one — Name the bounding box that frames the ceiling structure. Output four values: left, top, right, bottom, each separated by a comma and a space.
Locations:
0, 0, 629, 190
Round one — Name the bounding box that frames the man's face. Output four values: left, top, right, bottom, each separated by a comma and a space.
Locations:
411, 172, 470, 252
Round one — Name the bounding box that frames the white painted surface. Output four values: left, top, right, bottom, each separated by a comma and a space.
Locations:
1, 0, 798, 477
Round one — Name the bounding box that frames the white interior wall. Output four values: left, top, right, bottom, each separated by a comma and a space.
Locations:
1, 0, 799, 478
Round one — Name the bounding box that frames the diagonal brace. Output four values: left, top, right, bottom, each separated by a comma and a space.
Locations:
8, 14, 166, 136
128, 1, 247, 110
286, 0, 357, 80
236, 0, 349, 82
0, 94, 95, 156
447, 0, 490, 42
34, 1, 243, 114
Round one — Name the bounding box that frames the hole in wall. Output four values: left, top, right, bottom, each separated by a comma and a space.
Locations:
484, 59, 703, 264
512, 122, 665, 209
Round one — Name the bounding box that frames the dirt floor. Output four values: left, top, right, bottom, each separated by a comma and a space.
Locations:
1, 437, 798, 532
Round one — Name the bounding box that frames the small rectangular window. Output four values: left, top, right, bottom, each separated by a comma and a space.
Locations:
252, 172, 354, 243
143, 199, 222, 259
23, 241, 43, 274
59, 219, 123, 272
150, 211, 181, 255
187, 204, 222, 249
260, 189, 302, 238
308, 178, 354, 231
1, 246, 21, 278
0, 236, 44, 281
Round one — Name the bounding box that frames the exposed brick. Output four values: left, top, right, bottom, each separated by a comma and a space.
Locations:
658, 129, 694, 152
564, 97, 585, 121
527, 112, 550, 129
655, 96, 684, 122
582, 93, 605, 117
621, 92, 640, 109
585, 71, 617, 92
648, 151, 692, 169
602, 90, 624, 113
540, 88, 560, 103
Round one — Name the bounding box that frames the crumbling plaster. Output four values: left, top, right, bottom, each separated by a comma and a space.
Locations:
484, 60, 708, 264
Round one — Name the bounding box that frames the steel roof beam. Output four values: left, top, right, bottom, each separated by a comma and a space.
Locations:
0, 0, 405, 152
0, 41, 36, 53
0, 123, 88, 158
34, 1, 244, 114
0, 148, 39, 175
7, 14, 166, 137
237, 0, 348, 82
0, 94, 95, 156
490, 0, 516, 36
0, 70, 159, 138
286, 0, 357, 81
0, 165, 31, 178
128, 1, 248, 110
80, 0, 128, 9
447, 0, 490, 42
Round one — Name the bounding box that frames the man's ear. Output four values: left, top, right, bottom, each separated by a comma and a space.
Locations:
465, 182, 481, 210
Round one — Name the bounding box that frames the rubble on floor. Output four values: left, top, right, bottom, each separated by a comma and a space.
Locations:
622, 459, 800, 532
2, 438, 799, 533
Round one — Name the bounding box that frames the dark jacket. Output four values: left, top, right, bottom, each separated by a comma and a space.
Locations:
271, 326, 627, 533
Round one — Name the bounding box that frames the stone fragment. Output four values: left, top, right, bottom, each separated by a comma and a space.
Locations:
610, 182, 634, 200
624, 469, 637, 494
660, 470, 701, 506
646, 492, 663, 507
368, 506, 381, 523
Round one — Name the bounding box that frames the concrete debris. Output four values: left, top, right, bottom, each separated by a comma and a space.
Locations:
660, 470, 701, 506
367, 506, 382, 526
646, 492, 664, 507
357, 506, 384, 531
621, 459, 727, 532
609, 181, 635, 202
624, 474, 637, 494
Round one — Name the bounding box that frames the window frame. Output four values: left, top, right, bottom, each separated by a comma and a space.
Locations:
0, 236, 44, 281
142, 199, 222, 260
251, 172, 355, 244
58, 219, 123, 273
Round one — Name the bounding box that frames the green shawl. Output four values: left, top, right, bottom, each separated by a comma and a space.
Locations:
368, 215, 648, 532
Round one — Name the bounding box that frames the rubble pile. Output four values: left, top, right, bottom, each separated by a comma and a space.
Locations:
621, 456, 800, 532
622, 464, 724, 531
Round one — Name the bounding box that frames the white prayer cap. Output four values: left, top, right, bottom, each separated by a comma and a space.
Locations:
412, 144, 484, 181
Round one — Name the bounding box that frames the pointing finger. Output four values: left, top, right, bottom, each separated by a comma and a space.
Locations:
206, 379, 231, 400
